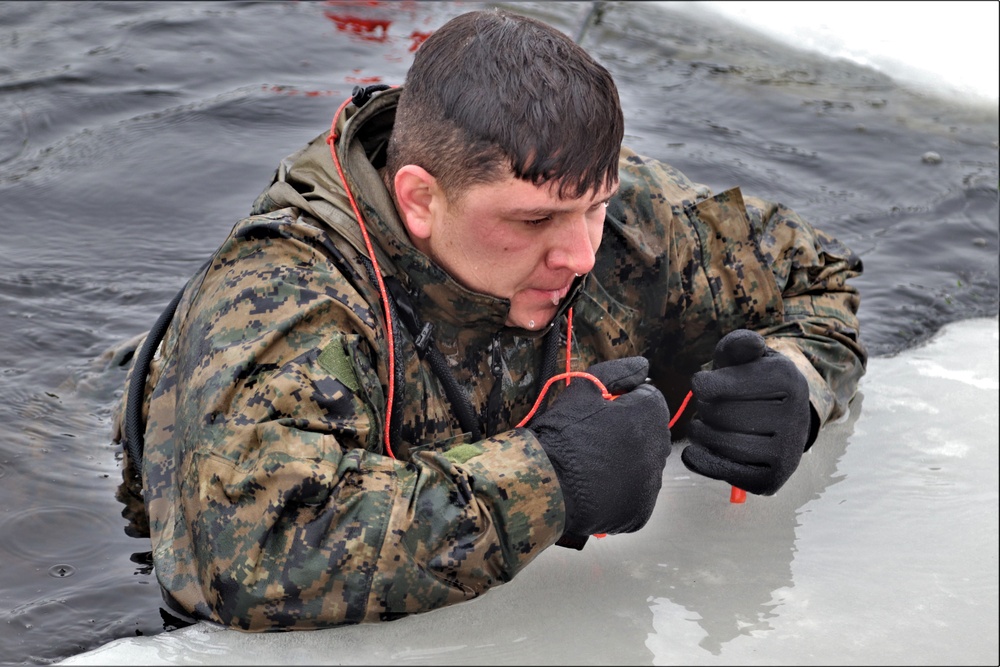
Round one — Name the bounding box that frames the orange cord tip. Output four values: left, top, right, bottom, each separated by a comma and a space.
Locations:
730, 486, 746, 504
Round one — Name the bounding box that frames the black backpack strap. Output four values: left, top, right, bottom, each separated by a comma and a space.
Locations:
122, 285, 186, 477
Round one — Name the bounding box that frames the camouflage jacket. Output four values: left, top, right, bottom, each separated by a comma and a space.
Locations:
114, 87, 866, 630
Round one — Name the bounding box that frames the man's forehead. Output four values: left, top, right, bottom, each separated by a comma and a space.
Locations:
551, 178, 619, 200
503, 174, 618, 203
537, 178, 618, 209
450, 171, 618, 215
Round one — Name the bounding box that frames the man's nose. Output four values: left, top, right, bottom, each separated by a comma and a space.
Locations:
547, 213, 599, 275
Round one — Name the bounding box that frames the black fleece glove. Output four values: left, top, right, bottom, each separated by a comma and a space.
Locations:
681, 329, 811, 496
528, 357, 672, 541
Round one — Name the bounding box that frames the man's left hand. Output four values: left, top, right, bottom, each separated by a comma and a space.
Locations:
681, 329, 812, 495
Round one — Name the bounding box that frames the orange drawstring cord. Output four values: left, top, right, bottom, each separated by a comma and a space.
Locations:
565, 307, 574, 386
516, 371, 617, 428
327, 96, 719, 512
328, 96, 741, 537
525, 318, 696, 538
327, 97, 397, 459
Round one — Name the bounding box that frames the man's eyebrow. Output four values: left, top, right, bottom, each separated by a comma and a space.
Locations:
503, 187, 620, 217
503, 205, 562, 217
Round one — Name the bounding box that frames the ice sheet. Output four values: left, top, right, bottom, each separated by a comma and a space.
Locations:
59, 317, 999, 665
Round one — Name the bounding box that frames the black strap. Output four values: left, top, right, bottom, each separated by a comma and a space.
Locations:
385, 276, 482, 441
384, 275, 564, 442
124, 262, 563, 475
122, 257, 214, 478
533, 321, 563, 419
352, 84, 392, 108
123, 286, 185, 477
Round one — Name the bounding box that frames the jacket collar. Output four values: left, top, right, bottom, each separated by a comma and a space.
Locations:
279, 87, 585, 342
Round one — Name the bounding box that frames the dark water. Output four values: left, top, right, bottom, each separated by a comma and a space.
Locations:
0, 1, 996, 664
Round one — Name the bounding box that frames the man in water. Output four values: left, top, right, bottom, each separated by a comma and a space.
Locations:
114, 8, 866, 630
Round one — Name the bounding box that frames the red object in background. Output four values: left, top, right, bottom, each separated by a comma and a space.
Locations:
345, 75, 383, 84
730, 487, 746, 504
320, 1, 436, 56
323, 12, 391, 42
264, 85, 338, 97
408, 30, 432, 52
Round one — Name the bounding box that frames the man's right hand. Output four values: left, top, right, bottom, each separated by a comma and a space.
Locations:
527, 356, 671, 540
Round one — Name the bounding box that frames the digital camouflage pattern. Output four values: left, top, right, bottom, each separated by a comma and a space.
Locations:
113, 88, 866, 630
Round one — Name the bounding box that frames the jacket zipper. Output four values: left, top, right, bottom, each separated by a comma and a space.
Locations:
485, 332, 504, 437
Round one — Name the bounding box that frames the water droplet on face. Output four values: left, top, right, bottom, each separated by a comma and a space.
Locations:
551, 294, 560, 305
528, 320, 535, 329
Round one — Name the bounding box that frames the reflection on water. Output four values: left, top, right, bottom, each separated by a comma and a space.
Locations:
0, 1, 996, 664
646, 319, 998, 665
646, 394, 859, 657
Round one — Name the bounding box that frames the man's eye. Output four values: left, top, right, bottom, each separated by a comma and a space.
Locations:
524, 216, 551, 226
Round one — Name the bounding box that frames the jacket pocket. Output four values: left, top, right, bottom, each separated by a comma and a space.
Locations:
685, 187, 784, 335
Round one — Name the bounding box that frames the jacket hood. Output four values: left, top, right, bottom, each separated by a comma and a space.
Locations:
251, 87, 582, 341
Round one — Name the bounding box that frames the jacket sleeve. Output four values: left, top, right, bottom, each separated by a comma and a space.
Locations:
671, 186, 867, 431
612, 149, 866, 431
136, 211, 564, 630
742, 195, 868, 429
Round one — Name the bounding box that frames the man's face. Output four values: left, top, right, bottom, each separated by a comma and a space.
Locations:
419, 174, 616, 330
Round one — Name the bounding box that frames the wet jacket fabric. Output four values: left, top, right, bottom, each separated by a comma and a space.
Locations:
114, 87, 867, 630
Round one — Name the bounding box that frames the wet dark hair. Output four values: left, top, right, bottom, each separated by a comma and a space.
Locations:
386, 8, 624, 202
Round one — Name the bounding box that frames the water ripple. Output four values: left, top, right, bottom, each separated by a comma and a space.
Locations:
0, 505, 118, 561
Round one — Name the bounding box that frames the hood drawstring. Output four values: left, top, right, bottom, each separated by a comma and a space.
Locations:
327, 92, 400, 458
329, 88, 692, 460
120, 87, 689, 485
328, 89, 577, 458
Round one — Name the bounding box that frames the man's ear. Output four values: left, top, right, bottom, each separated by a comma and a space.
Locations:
393, 165, 440, 241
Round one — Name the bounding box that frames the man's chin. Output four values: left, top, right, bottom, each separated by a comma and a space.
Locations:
506, 307, 558, 331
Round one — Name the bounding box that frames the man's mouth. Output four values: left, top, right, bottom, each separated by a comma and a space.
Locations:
527, 282, 574, 306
